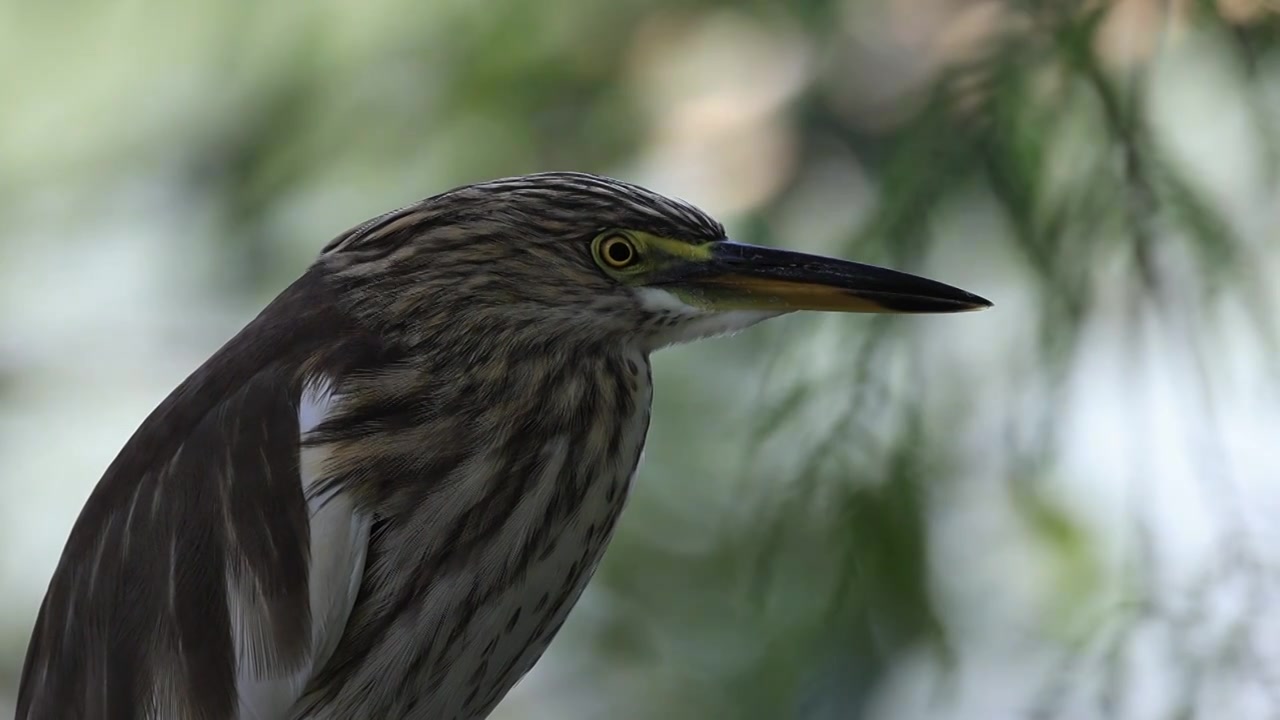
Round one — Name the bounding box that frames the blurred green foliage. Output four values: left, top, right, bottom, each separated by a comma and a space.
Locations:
2, 0, 1279, 718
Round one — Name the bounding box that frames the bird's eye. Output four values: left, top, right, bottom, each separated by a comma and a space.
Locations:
599, 234, 638, 268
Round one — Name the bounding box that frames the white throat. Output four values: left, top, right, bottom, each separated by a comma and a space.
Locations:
636, 287, 782, 349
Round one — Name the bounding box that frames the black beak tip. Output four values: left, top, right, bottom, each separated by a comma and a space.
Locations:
964, 292, 994, 311
872, 287, 993, 314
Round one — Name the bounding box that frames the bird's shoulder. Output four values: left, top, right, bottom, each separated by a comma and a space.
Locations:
16, 267, 387, 720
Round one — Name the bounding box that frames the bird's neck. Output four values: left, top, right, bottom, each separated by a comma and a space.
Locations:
314, 313, 653, 507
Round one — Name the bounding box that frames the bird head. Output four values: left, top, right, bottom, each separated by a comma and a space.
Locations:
320, 172, 990, 352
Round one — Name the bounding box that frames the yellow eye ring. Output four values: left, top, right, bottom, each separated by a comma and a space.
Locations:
599, 234, 638, 268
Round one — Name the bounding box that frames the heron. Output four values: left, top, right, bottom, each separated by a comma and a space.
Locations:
17, 172, 990, 719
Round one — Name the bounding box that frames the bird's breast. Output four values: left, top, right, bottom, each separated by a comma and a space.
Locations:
306, 348, 653, 719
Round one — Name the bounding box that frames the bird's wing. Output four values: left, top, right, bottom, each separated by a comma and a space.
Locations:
233, 379, 372, 720
16, 270, 380, 720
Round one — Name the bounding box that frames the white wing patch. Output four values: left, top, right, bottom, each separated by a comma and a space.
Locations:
234, 378, 371, 719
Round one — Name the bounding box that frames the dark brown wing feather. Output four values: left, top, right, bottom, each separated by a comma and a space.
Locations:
16, 268, 380, 720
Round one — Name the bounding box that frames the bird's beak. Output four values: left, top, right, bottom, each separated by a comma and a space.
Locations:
656, 241, 992, 314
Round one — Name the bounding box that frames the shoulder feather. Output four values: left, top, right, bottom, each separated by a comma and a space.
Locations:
16, 269, 382, 720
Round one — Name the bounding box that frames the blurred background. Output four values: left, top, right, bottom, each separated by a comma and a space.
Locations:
2, 0, 1279, 717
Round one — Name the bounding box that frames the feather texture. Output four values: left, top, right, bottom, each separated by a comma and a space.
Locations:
17, 172, 728, 719
234, 380, 371, 719
16, 269, 382, 719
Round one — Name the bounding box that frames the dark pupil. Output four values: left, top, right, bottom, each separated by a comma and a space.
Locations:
606, 240, 632, 264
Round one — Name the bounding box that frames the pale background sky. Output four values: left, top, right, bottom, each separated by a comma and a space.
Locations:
2, 2, 1278, 718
